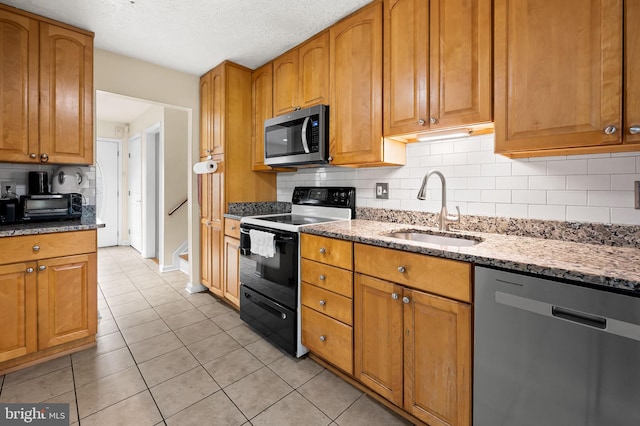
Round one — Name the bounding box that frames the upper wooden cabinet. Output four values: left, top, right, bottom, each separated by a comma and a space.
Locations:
625, 1, 640, 145
330, 1, 405, 167
251, 63, 273, 171
273, 31, 329, 115
0, 6, 94, 165
200, 66, 226, 157
493, 0, 636, 157
384, 0, 492, 136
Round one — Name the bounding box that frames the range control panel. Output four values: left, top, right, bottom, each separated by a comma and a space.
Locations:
291, 186, 356, 213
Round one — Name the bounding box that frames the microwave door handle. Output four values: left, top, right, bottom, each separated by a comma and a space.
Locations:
301, 116, 311, 153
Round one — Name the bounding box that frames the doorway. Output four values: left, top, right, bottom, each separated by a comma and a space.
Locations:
143, 123, 161, 260
96, 138, 120, 247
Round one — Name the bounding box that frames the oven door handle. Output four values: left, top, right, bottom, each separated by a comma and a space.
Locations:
240, 228, 296, 242
244, 292, 289, 320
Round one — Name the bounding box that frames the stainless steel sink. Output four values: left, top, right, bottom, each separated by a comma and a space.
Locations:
384, 230, 482, 247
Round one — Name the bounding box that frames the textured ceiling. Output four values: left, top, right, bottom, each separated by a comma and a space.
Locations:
1, 0, 372, 76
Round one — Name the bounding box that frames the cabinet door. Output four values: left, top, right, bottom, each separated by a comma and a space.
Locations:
39, 23, 93, 165
0, 10, 39, 163
354, 274, 404, 406
199, 71, 214, 158
210, 65, 226, 155
273, 50, 298, 115
223, 236, 240, 308
252, 63, 273, 171
298, 31, 329, 109
330, 2, 384, 165
0, 262, 37, 362
429, 0, 492, 129
625, 1, 640, 144
404, 289, 471, 426
37, 253, 97, 349
200, 221, 222, 296
494, 0, 623, 155
383, 0, 428, 136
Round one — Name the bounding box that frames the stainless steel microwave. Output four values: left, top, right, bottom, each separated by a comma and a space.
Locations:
264, 104, 329, 167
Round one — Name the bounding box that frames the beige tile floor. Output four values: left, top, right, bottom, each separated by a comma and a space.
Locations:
0, 246, 412, 426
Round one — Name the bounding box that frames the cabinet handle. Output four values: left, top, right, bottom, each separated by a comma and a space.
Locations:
391, 292, 399, 300
630, 125, 640, 135
402, 296, 410, 304
430, 117, 438, 124
319, 300, 326, 306
319, 274, 326, 281
38, 265, 46, 271
319, 335, 326, 342
40, 153, 49, 162
30, 153, 37, 159
319, 248, 326, 254
417, 119, 426, 126
603, 125, 617, 135
32, 245, 40, 252
397, 266, 406, 273
26, 267, 34, 273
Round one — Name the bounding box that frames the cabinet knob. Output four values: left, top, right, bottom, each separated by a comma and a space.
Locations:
38, 265, 46, 271
40, 153, 49, 162
402, 296, 410, 304
231, 225, 236, 230
26, 267, 34, 273
417, 119, 426, 126
430, 117, 438, 124
319, 335, 326, 342
391, 292, 399, 300
397, 266, 406, 273
603, 125, 617, 135
319, 300, 326, 306
319, 248, 326, 254
30, 153, 37, 159
630, 125, 640, 135
32, 245, 40, 252
319, 274, 326, 281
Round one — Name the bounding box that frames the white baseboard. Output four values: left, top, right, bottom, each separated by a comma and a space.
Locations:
185, 281, 208, 293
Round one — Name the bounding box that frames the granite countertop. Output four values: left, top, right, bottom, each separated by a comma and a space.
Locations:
301, 219, 640, 295
0, 218, 105, 237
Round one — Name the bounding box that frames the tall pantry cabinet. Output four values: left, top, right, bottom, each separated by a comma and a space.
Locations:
198, 61, 276, 304
0, 4, 93, 165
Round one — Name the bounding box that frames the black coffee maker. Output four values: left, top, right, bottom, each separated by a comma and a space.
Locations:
28, 171, 49, 195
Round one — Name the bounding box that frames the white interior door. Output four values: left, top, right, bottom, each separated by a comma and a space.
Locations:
128, 135, 143, 253
96, 139, 119, 247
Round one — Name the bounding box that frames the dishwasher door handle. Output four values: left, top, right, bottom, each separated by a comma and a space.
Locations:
552, 306, 607, 330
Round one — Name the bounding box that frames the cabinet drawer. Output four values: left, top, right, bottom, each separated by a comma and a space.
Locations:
302, 282, 353, 326
302, 306, 353, 374
354, 243, 471, 303
301, 234, 352, 269
0, 231, 97, 264
301, 258, 353, 298
224, 218, 241, 239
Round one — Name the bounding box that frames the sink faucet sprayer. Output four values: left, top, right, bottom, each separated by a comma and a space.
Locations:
417, 170, 460, 231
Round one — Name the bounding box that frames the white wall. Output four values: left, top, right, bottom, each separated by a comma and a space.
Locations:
278, 134, 640, 226
94, 49, 201, 285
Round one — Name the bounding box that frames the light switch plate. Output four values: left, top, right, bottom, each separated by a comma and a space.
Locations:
635, 181, 640, 209
376, 183, 389, 199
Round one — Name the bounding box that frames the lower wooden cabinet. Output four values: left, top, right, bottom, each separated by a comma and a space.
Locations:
0, 262, 37, 363
223, 235, 240, 308
37, 253, 97, 349
0, 230, 98, 372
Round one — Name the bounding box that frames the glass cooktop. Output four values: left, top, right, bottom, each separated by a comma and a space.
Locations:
257, 214, 339, 225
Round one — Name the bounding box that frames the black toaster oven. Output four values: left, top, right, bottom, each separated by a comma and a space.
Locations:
20, 193, 83, 222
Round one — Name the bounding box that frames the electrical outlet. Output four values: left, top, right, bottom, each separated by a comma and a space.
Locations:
0, 181, 16, 198
635, 181, 640, 209
376, 183, 389, 199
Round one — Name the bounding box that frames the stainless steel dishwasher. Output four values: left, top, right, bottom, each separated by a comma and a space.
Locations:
474, 266, 640, 426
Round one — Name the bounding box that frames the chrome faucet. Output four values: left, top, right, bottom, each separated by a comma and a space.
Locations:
417, 170, 460, 231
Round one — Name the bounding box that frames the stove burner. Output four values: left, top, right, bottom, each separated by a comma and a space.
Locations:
257, 214, 339, 226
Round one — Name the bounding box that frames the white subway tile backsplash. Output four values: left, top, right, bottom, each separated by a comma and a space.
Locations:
587, 157, 636, 174
512, 190, 547, 205
567, 206, 610, 223
529, 175, 566, 190
547, 190, 587, 206
588, 190, 633, 208
276, 134, 640, 225
567, 175, 611, 190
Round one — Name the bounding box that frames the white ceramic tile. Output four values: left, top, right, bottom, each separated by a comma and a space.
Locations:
442, 153, 468, 165
430, 141, 455, 155
566, 175, 611, 191
528, 205, 566, 221
588, 157, 636, 175
611, 174, 640, 190
611, 208, 640, 225
495, 176, 528, 190
587, 191, 634, 208
546, 159, 588, 175
466, 202, 495, 216
566, 206, 610, 223
511, 161, 547, 176
529, 175, 566, 190
480, 163, 511, 176
495, 203, 529, 219
480, 190, 510, 203
547, 190, 587, 206
511, 190, 546, 205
